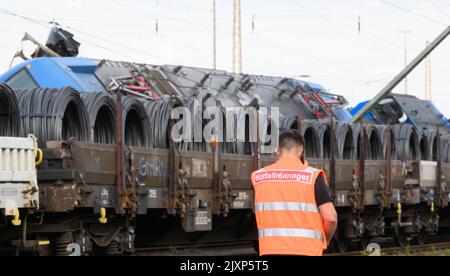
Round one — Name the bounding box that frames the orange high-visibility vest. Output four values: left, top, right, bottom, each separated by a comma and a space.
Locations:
251, 156, 328, 256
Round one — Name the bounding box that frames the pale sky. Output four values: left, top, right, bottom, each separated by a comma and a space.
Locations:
2, 0, 450, 115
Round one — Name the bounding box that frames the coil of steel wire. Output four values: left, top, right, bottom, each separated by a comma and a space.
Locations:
425, 129, 438, 161
335, 122, 354, 160
299, 120, 320, 159
142, 96, 183, 149
280, 115, 298, 132
365, 125, 384, 160
81, 92, 116, 144
417, 129, 430, 161
393, 124, 420, 161
351, 124, 371, 161
442, 136, 450, 163
222, 104, 254, 155
122, 96, 151, 147
0, 83, 20, 137
180, 98, 208, 152
375, 125, 397, 160
16, 87, 90, 147
314, 120, 331, 159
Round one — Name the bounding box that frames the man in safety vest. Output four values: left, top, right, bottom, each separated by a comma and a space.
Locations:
251, 129, 338, 256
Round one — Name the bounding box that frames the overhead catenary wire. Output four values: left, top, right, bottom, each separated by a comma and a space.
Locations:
0, 83, 20, 137
381, 0, 448, 26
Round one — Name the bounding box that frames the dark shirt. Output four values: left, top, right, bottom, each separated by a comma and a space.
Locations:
315, 175, 332, 207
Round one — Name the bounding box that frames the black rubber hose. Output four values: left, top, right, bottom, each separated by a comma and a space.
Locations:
0, 83, 20, 137
16, 87, 90, 147
81, 92, 116, 144
122, 96, 150, 147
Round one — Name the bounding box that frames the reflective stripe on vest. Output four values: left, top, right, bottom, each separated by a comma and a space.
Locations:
255, 202, 319, 213
303, 167, 319, 173
259, 228, 323, 241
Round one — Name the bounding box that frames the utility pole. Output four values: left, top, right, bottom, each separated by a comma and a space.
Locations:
425, 40, 432, 100
213, 0, 217, 70
233, 0, 242, 74
399, 30, 412, 94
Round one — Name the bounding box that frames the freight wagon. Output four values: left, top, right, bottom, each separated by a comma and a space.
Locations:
1, 27, 450, 255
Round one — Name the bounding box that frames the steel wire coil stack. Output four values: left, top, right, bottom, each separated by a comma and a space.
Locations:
314, 120, 332, 159
225, 107, 254, 155
299, 120, 320, 159
176, 98, 206, 152
81, 92, 116, 144
425, 130, 438, 161
394, 124, 420, 161
365, 125, 384, 160
122, 96, 150, 147
142, 96, 184, 149
417, 129, 429, 161
335, 122, 354, 160
16, 87, 90, 147
351, 124, 371, 161
442, 136, 450, 163
375, 125, 397, 161
0, 83, 20, 137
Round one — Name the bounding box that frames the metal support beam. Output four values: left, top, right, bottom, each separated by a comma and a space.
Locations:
350, 25, 450, 124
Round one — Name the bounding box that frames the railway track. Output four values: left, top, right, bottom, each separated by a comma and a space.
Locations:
133, 241, 258, 256
134, 238, 450, 256
327, 242, 450, 256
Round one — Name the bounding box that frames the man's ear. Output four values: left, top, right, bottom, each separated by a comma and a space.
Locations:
298, 146, 304, 159
275, 148, 281, 158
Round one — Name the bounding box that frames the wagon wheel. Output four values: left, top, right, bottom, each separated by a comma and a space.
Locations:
393, 227, 408, 247
333, 226, 350, 253
415, 231, 427, 246
358, 236, 369, 251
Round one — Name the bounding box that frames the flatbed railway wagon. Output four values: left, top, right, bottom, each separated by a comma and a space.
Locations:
1, 26, 450, 255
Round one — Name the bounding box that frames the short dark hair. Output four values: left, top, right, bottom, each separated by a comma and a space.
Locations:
279, 129, 305, 150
